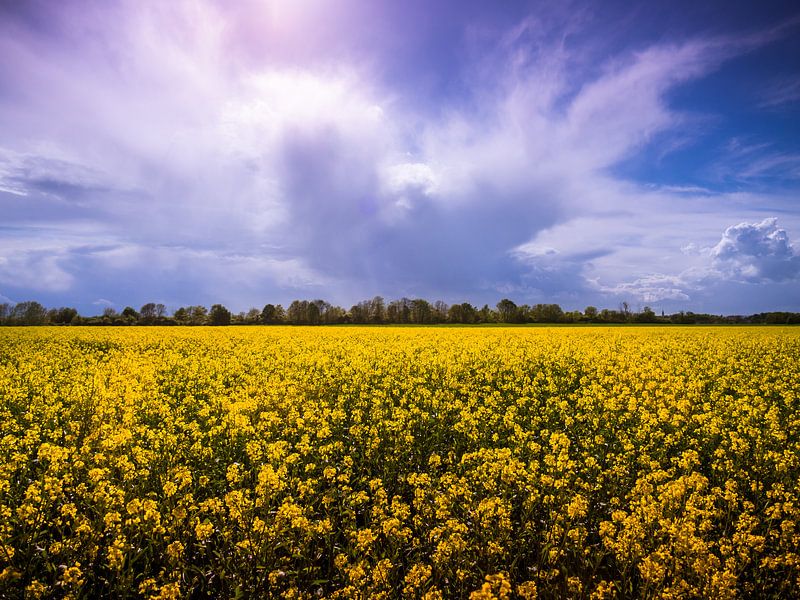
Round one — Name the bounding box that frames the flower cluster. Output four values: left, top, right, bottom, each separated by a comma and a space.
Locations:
0, 326, 798, 598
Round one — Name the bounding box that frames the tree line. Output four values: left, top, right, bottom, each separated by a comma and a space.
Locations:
1, 298, 799, 326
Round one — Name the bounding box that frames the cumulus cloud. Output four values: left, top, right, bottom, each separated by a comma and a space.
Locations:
710, 218, 800, 282
585, 217, 800, 308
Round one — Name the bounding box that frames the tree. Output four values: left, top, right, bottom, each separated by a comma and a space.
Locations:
410, 299, 431, 324
518, 304, 532, 322
460, 302, 478, 323
479, 304, 494, 323
350, 301, 370, 324
121, 306, 139, 324
600, 308, 625, 323
432, 301, 449, 323
370, 296, 386, 323
101, 306, 120, 325
348, 296, 387, 324
261, 304, 285, 324
287, 300, 309, 325
387, 298, 411, 324
620, 301, 631, 321
272, 305, 286, 324
209, 304, 231, 326
307, 301, 321, 325
140, 303, 157, 324
636, 306, 657, 323
0, 303, 9, 325
532, 303, 564, 323
386, 301, 397, 323
50, 307, 78, 325
311, 299, 343, 325
326, 305, 346, 324
448, 302, 478, 324
188, 305, 208, 325
496, 299, 519, 323
9, 301, 48, 325
244, 307, 261, 324
173, 307, 189, 324
448, 303, 464, 323
584, 306, 598, 321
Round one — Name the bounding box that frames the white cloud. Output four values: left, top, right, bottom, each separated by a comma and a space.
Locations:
597, 274, 691, 303
381, 162, 437, 196
514, 245, 559, 259
657, 185, 714, 195
584, 217, 800, 307
739, 154, 800, 180
710, 217, 800, 282
0, 250, 73, 292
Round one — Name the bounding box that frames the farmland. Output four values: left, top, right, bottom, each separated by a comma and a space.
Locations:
1, 326, 799, 598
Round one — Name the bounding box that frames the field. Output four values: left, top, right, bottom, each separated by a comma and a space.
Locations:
1, 326, 799, 599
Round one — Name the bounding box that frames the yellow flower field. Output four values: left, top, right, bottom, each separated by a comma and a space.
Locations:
1, 326, 799, 598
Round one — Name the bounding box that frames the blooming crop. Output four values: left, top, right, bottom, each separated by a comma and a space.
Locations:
0, 326, 798, 598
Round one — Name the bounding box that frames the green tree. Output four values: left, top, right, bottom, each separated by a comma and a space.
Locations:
496, 298, 518, 323
636, 306, 658, 323
307, 301, 321, 325
620, 301, 631, 321
463, 303, 478, 323
532, 303, 564, 323
173, 307, 189, 324
209, 304, 231, 326
49, 307, 78, 325
188, 306, 208, 325
350, 301, 370, 324
387, 298, 411, 324
370, 296, 386, 323
10, 301, 48, 325
121, 306, 139, 324
140, 303, 157, 325
448, 302, 478, 324
448, 303, 464, 323
479, 304, 494, 323
432, 301, 448, 323
261, 304, 285, 324
410, 299, 432, 324
287, 300, 309, 325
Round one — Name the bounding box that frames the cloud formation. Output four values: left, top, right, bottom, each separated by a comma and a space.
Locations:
0, 1, 799, 313
711, 218, 800, 283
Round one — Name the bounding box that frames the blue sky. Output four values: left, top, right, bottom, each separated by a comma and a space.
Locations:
1, 0, 799, 315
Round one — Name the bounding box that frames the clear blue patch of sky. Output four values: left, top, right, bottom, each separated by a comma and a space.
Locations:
609, 18, 800, 193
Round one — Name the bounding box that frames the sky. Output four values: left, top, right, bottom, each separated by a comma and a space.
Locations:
1, 0, 799, 315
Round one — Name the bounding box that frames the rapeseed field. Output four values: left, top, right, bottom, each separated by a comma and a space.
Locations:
0, 326, 798, 598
